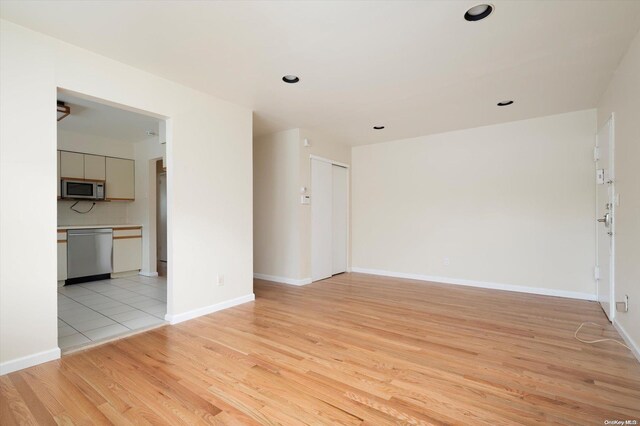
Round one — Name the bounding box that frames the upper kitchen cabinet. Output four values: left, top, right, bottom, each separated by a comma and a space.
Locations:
84, 154, 106, 181
57, 150, 135, 201
106, 157, 135, 200
59, 151, 84, 179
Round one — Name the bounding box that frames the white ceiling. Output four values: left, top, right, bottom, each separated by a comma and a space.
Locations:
3, 1, 640, 146
58, 93, 159, 143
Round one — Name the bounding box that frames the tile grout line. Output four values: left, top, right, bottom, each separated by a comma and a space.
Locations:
57, 317, 90, 341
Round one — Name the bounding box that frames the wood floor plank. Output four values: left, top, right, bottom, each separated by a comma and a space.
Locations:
2, 273, 639, 425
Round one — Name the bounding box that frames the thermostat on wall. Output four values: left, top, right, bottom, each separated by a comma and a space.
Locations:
301, 195, 311, 205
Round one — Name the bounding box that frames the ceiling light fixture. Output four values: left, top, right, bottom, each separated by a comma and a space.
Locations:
464, 4, 493, 21
497, 100, 514, 106
57, 101, 70, 121
373, 126, 385, 130
282, 75, 300, 84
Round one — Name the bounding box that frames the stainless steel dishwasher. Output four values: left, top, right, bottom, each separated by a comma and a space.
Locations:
66, 228, 112, 284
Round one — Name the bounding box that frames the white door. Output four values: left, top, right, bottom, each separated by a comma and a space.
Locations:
596, 116, 615, 321
311, 159, 333, 281
157, 173, 168, 262
332, 165, 348, 274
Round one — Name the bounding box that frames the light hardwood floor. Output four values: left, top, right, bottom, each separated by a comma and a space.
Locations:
2, 273, 639, 425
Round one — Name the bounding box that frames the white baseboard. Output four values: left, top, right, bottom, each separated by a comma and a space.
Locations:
165, 293, 255, 325
350, 267, 597, 301
254, 273, 312, 286
139, 271, 159, 277
0, 347, 61, 376
613, 320, 640, 363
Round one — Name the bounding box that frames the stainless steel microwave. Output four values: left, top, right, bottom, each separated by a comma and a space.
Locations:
61, 179, 105, 200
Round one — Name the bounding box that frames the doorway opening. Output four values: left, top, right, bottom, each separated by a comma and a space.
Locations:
56, 89, 171, 352
157, 159, 168, 277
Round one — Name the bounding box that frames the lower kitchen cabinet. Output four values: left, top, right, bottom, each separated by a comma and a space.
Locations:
57, 241, 67, 281
112, 227, 142, 273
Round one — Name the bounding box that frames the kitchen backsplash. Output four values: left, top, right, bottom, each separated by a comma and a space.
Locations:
57, 200, 129, 226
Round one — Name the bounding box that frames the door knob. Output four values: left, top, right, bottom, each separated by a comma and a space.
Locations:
597, 212, 612, 227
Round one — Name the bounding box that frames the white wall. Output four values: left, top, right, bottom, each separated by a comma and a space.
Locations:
253, 128, 351, 283
0, 20, 253, 373
597, 29, 640, 356
57, 128, 134, 159
352, 110, 597, 299
0, 18, 58, 372
253, 129, 301, 281
57, 200, 129, 226
57, 128, 133, 226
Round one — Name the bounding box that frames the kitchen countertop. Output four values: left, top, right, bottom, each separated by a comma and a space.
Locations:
57, 224, 142, 230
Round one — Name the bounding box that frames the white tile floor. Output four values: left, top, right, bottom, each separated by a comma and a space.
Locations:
57, 275, 166, 351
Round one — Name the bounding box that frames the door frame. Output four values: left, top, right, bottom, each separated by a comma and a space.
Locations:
595, 113, 615, 321
56, 88, 173, 327
156, 167, 168, 264
310, 154, 350, 280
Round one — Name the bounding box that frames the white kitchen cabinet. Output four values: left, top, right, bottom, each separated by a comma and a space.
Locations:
105, 157, 135, 200
57, 151, 135, 201
112, 227, 142, 273
57, 232, 67, 281
84, 154, 106, 181
60, 151, 84, 179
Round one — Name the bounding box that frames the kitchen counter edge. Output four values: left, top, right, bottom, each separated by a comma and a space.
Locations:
57, 224, 143, 231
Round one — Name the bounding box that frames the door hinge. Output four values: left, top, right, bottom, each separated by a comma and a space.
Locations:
594, 266, 600, 281
593, 146, 600, 162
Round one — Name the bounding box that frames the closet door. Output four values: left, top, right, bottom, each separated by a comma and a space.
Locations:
311, 159, 333, 281
332, 165, 348, 274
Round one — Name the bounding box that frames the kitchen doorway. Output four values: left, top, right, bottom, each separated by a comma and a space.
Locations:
56, 89, 171, 352
157, 159, 168, 277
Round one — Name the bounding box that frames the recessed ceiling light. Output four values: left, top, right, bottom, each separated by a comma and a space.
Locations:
373, 126, 385, 130
464, 4, 493, 21
282, 75, 300, 84
497, 100, 514, 106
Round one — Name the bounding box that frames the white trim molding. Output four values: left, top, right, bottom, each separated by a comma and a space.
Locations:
350, 267, 597, 301
309, 154, 350, 169
164, 293, 255, 325
613, 320, 640, 364
139, 271, 159, 277
0, 347, 61, 376
254, 273, 312, 286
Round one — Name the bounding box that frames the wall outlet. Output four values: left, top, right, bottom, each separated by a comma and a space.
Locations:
443, 257, 450, 266
625, 294, 629, 312
217, 274, 224, 286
